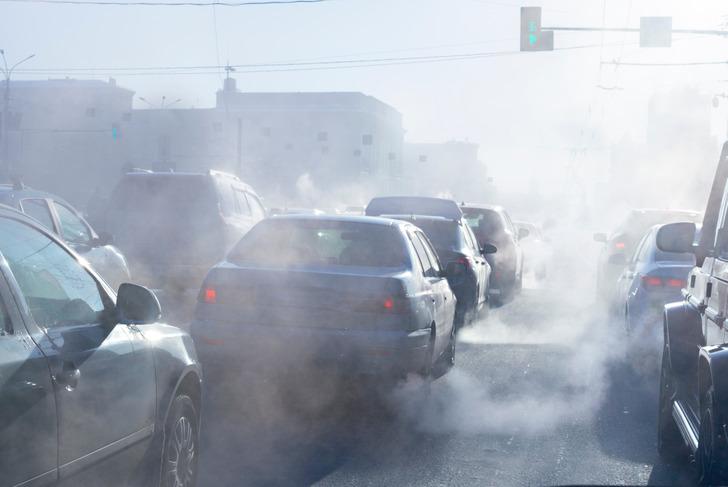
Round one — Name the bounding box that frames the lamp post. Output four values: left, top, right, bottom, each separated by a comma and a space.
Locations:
0, 50, 35, 179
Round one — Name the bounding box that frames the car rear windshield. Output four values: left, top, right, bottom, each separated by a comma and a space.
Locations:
396, 218, 464, 252
463, 209, 505, 235
108, 175, 218, 218
228, 219, 408, 269
654, 249, 695, 264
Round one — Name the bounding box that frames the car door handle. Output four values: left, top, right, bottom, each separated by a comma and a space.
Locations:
55, 362, 81, 391
706, 308, 725, 327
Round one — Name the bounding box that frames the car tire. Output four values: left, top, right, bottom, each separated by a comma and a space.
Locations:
161, 395, 199, 487
657, 346, 687, 462
697, 388, 728, 485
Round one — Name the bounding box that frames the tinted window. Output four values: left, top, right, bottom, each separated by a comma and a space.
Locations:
246, 192, 266, 220
399, 218, 463, 251
217, 183, 237, 217
229, 220, 408, 268
464, 209, 506, 237
0, 217, 108, 329
233, 188, 252, 216
53, 202, 92, 245
21, 199, 54, 231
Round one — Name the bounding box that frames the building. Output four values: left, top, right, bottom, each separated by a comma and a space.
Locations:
0, 78, 134, 205
124, 78, 406, 205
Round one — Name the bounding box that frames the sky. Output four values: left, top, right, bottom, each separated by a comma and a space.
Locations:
2, 0, 728, 190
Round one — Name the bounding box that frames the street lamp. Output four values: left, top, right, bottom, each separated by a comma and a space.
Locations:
138, 95, 182, 109
0, 50, 35, 179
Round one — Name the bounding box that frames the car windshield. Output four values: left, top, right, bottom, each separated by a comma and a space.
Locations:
229, 219, 408, 268
463, 209, 505, 236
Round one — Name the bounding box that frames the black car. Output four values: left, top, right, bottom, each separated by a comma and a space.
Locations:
104, 170, 265, 311
0, 205, 202, 487
0, 182, 132, 290
461, 204, 525, 304
656, 142, 728, 484
366, 196, 494, 327
192, 215, 457, 395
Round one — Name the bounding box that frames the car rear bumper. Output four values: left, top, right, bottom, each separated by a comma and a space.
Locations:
191, 321, 432, 379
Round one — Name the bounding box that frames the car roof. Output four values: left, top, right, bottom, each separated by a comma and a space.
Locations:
461, 203, 505, 213
384, 214, 457, 223
0, 183, 75, 208
121, 170, 259, 195
366, 196, 462, 220
268, 214, 410, 227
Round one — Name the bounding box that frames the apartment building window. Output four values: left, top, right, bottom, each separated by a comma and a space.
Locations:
362, 134, 373, 145
262, 127, 272, 137
317, 131, 328, 142
85, 107, 96, 118
419, 154, 428, 163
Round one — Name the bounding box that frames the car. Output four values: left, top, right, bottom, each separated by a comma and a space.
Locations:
191, 215, 457, 394
0, 204, 202, 487
514, 220, 551, 280
104, 169, 265, 312
612, 224, 696, 346
0, 182, 131, 290
461, 204, 525, 304
655, 141, 728, 484
365, 196, 494, 327
593, 208, 701, 302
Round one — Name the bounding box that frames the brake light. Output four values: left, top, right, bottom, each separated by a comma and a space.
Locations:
203, 287, 217, 304
642, 276, 663, 288
457, 257, 472, 271
666, 278, 685, 288
383, 296, 395, 310
615, 242, 626, 250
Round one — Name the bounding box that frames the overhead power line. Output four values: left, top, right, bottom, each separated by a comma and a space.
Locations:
603, 59, 728, 67
0, 0, 326, 5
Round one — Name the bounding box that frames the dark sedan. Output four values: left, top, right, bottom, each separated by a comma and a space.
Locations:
191, 215, 457, 392
0, 206, 202, 487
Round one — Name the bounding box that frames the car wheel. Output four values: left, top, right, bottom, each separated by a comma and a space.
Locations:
657, 346, 687, 462
697, 388, 728, 485
161, 395, 199, 487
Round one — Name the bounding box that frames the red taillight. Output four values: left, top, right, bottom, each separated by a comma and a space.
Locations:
203, 287, 217, 304
383, 297, 395, 310
666, 278, 685, 288
615, 241, 626, 250
642, 276, 663, 288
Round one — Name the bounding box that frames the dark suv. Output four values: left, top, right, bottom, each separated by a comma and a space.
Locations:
366, 196, 495, 327
655, 142, 728, 484
104, 170, 265, 309
0, 205, 202, 487
461, 204, 525, 304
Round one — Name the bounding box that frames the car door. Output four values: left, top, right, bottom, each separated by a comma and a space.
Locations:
463, 223, 487, 307
0, 216, 156, 486
414, 231, 453, 357
0, 264, 58, 487
706, 182, 728, 349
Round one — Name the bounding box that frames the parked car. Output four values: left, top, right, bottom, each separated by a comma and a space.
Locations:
655, 141, 728, 484
612, 224, 696, 344
192, 215, 457, 394
514, 220, 551, 280
461, 204, 525, 303
593, 208, 701, 302
365, 196, 494, 327
104, 170, 265, 307
0, 204, 202, 487
0, 182, 131, 290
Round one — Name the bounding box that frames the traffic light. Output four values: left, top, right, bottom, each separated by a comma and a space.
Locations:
520, 7, 554, 51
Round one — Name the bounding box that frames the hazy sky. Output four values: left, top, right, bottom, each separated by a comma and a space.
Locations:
3, 0, 728, 188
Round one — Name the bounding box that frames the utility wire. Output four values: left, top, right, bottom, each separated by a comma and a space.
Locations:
603, 60, 728, 67
0, 0, 326, 5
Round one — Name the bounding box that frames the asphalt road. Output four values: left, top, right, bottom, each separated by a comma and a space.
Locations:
197, 285, 699, 486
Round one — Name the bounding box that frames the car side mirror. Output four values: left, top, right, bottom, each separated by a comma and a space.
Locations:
481, 243, 497, 255
608, 253, 627, 266
593, 232, 607, 243
656, 222, 696, 254
518, 228, 530, 240
116, 283, 161, 324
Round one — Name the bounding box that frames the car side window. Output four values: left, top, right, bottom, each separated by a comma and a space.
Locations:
463, 224, 479, 255
217, 183, 236, 217
715, 185, 728, 258
408, 231, 434, 277
416, 232, 442, 275
53, 201, 92, 246
633, 233, 651, 263
233, 188, 252, 217
20, 199, 55, 231
246, 193, 266, 220
0, 217, 110, 329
